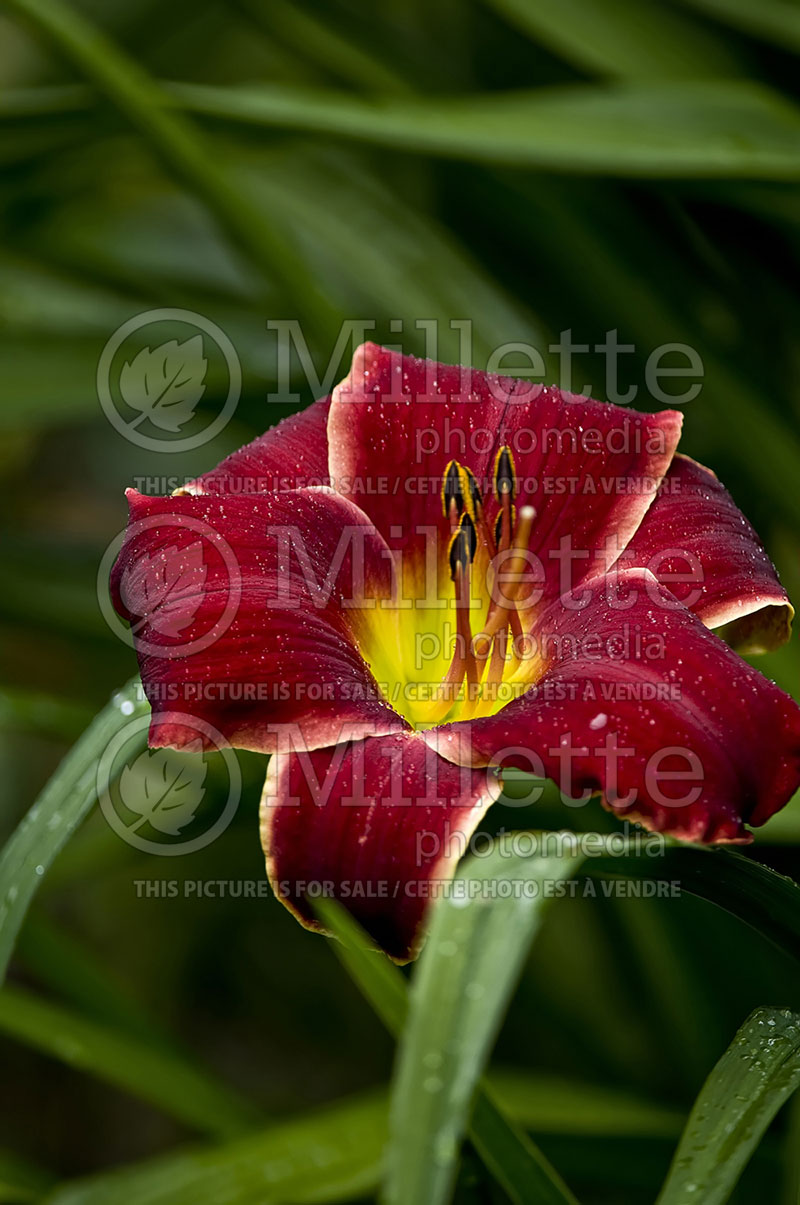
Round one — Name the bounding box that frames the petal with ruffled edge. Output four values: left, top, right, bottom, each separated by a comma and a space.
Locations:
328, 343, 682, 608
110, 487, 406, 753
181, 396, 331, 495
624, 453, 792, 652
429, 569, 800, 843
262, 730, 500, 962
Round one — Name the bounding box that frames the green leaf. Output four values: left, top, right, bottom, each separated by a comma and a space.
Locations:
0, 1148, 53, 1203
483, 0, 741, 80
240, 0, 414, 95
657, 1006, 800, 1204
680, 0, 800, 56
0, 679, 148, 986
467, 1089, 579, 1205
322, 840, 800, 1203
586, 845, 800, 962
15, 914, 172, 1045
489, 1070, 684, 1138
2, 0, 337, 336
41, 1073, 681, 1205
315, 897, 577, 1205
170, 79, 800, 179
481, 174, 800, 529
0, 985, 260, 1138
45, 1090, 387, 1205
387, 834, 582, 1205
314, 896, 409, 1036
781, 1091, 800, 1204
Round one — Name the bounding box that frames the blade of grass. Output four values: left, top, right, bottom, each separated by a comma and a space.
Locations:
322, 838, 800, 1202
781, 1090, 800, 1204
484, 172, 800, 528
40, 1073, 680, 1205
680, 0, 800, 56
15, 914, 172, 1045
0, 985, 261, 1138
387, 835, 582, 1205
315, 896, 578, 1205
482, 0, 741, 80
489, 1070, 684, 1138
586, 845, 800, 962
237, 0, 414, 95
0, 1149, 53, 1204
45, 1090, 388, 1205
169, 79, 800, 179
656, 1006, 800, 1204
0, 678, 147, 986
2, 0, 337, 336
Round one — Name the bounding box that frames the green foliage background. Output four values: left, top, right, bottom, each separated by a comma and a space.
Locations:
1, 0, 800, 1201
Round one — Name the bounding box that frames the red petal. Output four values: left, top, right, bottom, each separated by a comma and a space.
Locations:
182, 396, 331, 495
625, 453, 792, 652
328, 343, 682, 604
262, 731, 500, 961
110, 488, 406, 753
430, 568, 800, 843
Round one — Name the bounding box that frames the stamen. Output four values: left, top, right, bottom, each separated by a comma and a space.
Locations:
475, 505, 536, 651
493, 445, 516, 559
431, 514, 479, 712
493, 446, 516, 502
460, 465, 496, 558
442, 460, 465, 531
448, 512, 477, 583
494, 503, 516, 555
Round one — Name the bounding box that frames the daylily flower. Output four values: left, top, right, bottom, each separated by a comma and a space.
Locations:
111, 343, 800, 961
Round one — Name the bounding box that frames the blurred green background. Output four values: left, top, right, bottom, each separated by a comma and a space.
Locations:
2, 0, 800, 1201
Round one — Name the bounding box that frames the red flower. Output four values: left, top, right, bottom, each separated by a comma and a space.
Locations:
111, 343, 800, 961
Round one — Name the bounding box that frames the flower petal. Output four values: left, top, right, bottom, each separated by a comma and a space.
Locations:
182, 396, 331, 495
261, 731, 500, 961
430, 568, 800, 843
624, 453, 792, 652
328, 343, 682, 605
110, 487, 406, 752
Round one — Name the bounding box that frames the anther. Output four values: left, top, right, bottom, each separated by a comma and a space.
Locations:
442, 460, 465, 525
460, 465, 496, 557
494, 504, 516, 552
493, 446, 516, 502
449, 513, 477, 581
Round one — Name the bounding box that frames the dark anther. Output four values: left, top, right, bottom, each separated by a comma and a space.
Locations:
494, 505, 516, 548
493, 446, 516, 500
460, 466, 484, 521
442, 460, 465, 519
449, 513, 477, 580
